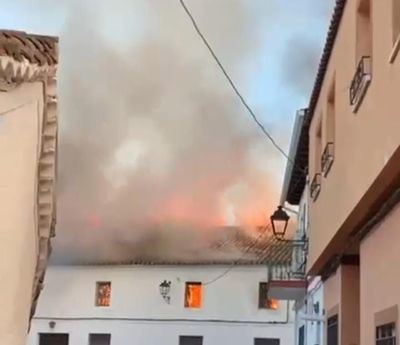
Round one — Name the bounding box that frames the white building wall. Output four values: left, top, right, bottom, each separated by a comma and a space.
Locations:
294, 278, 324, 345
27, 265, 295, 345
0, 82, 45, 345
293, 187, 324, 345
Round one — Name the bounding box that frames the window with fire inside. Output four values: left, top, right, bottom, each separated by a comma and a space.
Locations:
258, 283, 279, 310
95, 281, 111, 307
185, 282, 202, 308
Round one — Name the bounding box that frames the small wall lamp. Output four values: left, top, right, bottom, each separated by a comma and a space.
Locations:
49, 321, 56, 329
159, 280, 171, 304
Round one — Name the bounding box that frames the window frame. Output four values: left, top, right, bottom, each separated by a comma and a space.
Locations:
356, 0, 373, 63
254, 338, 280, 345
376, 323, 396, 345
327, 314, 339, 345
390, 0, 400, 62
321, 75, 335, 177
39, 333, 69, 345
184, 282, 203, 309
89, 333, 112, 345
95, 281, 111, 307
258, 282, 279, 310
179, 335, 203, 345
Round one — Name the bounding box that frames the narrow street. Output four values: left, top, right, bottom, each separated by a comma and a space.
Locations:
1, 1, 399, 345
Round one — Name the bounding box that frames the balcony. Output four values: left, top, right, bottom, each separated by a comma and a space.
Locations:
291, 240, 308, 279
267, 239, 308, 301
350, 56, 372, 113
321, 142, 334, 177
268, 280, 307, 301
310, 173, 322, 201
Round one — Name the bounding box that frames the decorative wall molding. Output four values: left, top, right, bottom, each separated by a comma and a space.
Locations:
0, 30, 58, 323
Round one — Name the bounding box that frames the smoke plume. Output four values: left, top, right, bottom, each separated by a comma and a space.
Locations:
34, 0, 333, 263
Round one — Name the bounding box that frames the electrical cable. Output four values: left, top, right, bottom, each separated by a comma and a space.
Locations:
178, 0, 300, 169
178, 0, 311, 285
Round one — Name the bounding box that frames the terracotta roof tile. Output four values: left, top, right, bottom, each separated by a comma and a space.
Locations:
78, 228, 293, 266
0, 29, 58, 66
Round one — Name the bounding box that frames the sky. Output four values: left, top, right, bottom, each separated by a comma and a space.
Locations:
0, 0, 334, 262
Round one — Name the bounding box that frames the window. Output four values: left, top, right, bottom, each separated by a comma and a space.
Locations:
39, 334, 69, 345
327, 315, 339, 345
351, 0, 373, 111
314, 118, 322, 175
376, 323, 396, 345
326, 77, 336, 143
298, 326, 305, 345
391, 0, 400, 62
179, 336, 203, 345
254, 338, 280, 345
393, 0, 400, 44
356, 0, 372, 62
185, 282, 202, 308
322, 77, 335, 177
258, 283, 279, 310
311, 117, 322, 200
95, 282, 111, 307
89, 334, 111, 345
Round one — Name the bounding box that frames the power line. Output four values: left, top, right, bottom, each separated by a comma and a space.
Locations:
178, 0, 295, 166
179, 1, 306, 285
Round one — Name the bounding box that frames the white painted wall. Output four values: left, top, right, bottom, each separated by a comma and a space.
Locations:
294, 278, 324, 345
27, 265, 295, 345
0, 82, 44, 345
293, 187, 324, 345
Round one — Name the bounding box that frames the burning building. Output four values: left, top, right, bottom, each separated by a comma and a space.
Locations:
27, 228, 295, 345
0, 30, 58, 345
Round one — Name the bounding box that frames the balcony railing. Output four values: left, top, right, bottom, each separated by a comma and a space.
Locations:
349, 56, 372, 112
291, 240, 308, 279
268, 237, 308, 300
321, 142, 334, 177
310, 173, 322, 201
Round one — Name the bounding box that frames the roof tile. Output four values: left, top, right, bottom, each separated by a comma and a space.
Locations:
0, 29, 58, 66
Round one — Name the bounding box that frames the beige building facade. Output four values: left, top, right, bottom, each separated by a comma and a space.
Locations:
0, 30, 58, 345
284, 1, 400, 345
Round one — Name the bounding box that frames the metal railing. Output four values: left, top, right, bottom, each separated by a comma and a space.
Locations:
321, 142, 334, 177
350, 56, 372, 106
269, 264, 292, 281
310, 173, 322, 201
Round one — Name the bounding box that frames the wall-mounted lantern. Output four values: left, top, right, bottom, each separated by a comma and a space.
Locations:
270, 205, 308, 246
159, 280, 171, 304
270, 205, 290, 238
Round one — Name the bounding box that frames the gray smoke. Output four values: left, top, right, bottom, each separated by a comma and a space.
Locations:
7, 0, 332, 263
54, 0, 277, 263
281, 37, 321, 96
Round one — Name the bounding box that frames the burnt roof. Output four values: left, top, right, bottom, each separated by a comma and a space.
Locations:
0, 30, 58, 66
69, 228, 292, 267
286, 0, 347, 205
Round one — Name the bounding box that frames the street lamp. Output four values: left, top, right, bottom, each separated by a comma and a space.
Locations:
159, 280, 171, 304
270, 205, 307, 245
270, 205, 290, 238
